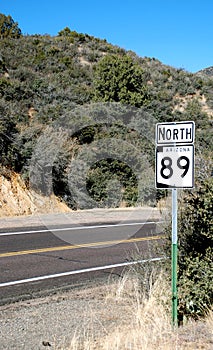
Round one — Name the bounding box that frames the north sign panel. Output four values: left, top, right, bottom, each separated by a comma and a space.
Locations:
156, 121, 195, 144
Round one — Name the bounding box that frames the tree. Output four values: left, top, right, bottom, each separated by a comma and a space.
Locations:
0, 107, 18, 167
58, 27, 72, 37
0, 13, 22, 39
93, 54, 149, 107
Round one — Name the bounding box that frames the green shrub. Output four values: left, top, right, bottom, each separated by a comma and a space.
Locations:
168, 177, 213, 319
93, 54, 150, 107
178, 249, 212, 319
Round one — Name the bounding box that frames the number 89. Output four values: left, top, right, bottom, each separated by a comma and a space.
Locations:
160, 156, 190, 179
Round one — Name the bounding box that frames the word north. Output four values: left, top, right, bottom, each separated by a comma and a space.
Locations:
157, 124, 194, 144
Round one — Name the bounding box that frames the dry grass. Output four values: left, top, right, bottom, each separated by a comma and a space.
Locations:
57, 270, 213, 350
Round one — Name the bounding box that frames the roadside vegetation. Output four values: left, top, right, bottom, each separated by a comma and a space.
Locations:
162, 174, 213, 322
0, 12, 212, 341
57, 270, 212, 350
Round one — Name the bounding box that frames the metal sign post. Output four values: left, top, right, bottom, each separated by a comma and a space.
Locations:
155, 121, 195, 328
172, 188, 178, 327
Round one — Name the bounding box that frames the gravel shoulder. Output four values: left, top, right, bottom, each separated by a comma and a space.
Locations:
0, 276, 212, 350
0, 277, 129, 350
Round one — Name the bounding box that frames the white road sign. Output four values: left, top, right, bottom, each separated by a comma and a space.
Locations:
156, 121, 195, 144
156, 144, 194, 188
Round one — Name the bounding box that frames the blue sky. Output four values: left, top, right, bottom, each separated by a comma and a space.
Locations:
1, 0, 212, 72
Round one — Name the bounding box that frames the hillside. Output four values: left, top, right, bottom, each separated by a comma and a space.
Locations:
0, 20, 213, 216
197, 66, 213, 77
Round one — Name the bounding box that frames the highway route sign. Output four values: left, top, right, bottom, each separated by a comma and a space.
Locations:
155, 120, 195, 326
155, 144, 194, 188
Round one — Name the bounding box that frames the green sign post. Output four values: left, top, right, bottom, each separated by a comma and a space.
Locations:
172, 188, 178, 327
155, 121, 195, 327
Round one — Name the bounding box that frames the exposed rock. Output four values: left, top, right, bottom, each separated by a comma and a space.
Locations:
173, 92, 213, 117
0, 170, 70, 217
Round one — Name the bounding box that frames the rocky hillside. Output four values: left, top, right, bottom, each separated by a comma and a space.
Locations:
0, 169, 70, 217
0, 16, 213, 216
197, 66, 213, 77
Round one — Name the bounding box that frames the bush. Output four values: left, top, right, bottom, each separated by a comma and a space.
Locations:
178, 249, 212, 319
164, 177, 213, 320
93, 54, 150, 107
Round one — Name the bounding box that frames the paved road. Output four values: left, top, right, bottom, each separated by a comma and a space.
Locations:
0, 209, 166, 304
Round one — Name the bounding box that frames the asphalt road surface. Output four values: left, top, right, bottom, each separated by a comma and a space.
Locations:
0, 219, 165, 304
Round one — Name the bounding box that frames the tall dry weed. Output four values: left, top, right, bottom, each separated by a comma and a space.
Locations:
60, 270, 212, 350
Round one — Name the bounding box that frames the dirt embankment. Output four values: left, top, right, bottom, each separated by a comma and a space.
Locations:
0, 169, 70, 217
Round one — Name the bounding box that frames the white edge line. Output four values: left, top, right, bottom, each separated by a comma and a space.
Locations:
0, 221, 165, 236
0, 257, 165, 288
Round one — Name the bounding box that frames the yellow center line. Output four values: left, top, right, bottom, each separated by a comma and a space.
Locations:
0, 235, 164, 258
